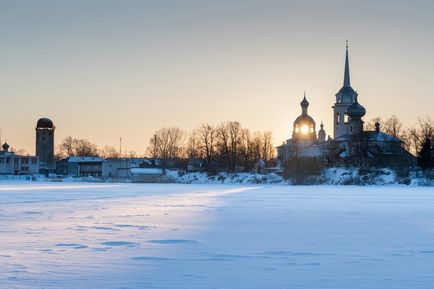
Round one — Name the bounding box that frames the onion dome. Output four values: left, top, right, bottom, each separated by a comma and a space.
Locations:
2, 142, 9, 152
36, 118, 54, 129
294, 114, 315, 124
300, 95, 309, 107
347, 99, 366, 119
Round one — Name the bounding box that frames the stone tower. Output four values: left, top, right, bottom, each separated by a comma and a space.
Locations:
333, 42, 358, 139
36, 118, 55, 164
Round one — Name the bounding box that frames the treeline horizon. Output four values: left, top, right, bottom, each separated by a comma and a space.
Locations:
52, 121, 276, 171
9, 116, 433, 170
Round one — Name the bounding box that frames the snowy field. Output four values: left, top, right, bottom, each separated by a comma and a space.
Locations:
1, 183, 434, 289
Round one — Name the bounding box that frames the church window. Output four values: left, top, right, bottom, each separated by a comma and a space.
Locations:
344, 113, 349, 123
336, 113, 341, 124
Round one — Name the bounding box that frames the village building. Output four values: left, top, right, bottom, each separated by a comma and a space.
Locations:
0, 142, 39, 175
102, 158, 145, 179
56, 156, 103, 177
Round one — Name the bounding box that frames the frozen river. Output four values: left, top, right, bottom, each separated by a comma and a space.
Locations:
1, 182, 434, 289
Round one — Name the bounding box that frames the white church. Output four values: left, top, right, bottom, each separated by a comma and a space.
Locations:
277, 43, 409, 170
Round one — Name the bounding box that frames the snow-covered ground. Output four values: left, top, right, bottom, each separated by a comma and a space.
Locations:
1, 182, 434, 289
166, 170, 286, 184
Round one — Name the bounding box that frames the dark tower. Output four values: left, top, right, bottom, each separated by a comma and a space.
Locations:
36, 118, 55, 165
333, 41, 358, 139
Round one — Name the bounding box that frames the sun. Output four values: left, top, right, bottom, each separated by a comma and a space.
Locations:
300, 124, 309, 134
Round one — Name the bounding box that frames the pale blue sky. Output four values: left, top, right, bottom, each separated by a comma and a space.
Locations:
1, 0, 433, 154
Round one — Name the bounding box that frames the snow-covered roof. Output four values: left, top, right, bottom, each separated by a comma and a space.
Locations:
334, 131, 401, 143
130, 168, 163, 175
68, 157, 104, 163
364, 131, 401, 142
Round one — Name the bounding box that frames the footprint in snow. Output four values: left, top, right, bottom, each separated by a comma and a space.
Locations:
100, 241, 137, 247
148, 239, 197, 244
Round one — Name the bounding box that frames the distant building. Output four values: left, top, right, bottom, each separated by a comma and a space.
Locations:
56, 156, 103, 177
102, 158, 145, 179
35, 118, 55, 173
277, 43, 413, 171
130, 167, 165, 182
0, 142, 39, 175
187, 159, 205, 172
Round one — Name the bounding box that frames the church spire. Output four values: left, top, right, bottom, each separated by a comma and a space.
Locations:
344, 40, 350, 87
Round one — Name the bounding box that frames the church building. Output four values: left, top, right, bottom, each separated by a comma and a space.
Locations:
277, 43, 410, 170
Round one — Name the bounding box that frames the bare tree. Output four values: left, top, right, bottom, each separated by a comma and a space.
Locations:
405, 117, 434, 155
383, 115, 403, 138
147, 127, 185, 170
261, 131, 275, 164
99, 146, 120, 159
58, 136, 77, 157
74, 139, 99, 157
126, 151, 139, 158
185, 130, 202, 159
58, 137, 99, 157
197, 124, 217, 166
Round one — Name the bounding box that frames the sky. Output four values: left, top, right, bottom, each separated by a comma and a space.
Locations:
1, 0, 433, 155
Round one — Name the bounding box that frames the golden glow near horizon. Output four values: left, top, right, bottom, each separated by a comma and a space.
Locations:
1, 1, 434, 154
300, 125, 310, 135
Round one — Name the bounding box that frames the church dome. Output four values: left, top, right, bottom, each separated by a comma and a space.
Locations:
294, 114, 315, 125
347, 99, 366, 119
37, 118, 54, 129
2, 142, 9, 152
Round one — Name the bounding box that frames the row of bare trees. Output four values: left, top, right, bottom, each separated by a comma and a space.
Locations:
55, 116, 432, 171
56, 137, 137, 159
146, 122, 275, 171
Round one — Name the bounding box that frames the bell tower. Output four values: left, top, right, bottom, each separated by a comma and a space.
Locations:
333, 41, 358, 138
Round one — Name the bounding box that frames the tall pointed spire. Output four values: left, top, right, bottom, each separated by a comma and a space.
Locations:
344, 40, 350, 87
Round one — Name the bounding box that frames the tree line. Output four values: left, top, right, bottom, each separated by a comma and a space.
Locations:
55, 121, 276, 172
56, 136, 137, 159
54, 116, 432, 170
146, 121, 275, 172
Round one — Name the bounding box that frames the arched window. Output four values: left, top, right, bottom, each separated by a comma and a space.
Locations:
295, 125, 299, 133
344, 113, 349, 123
336, 113, 341, 124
